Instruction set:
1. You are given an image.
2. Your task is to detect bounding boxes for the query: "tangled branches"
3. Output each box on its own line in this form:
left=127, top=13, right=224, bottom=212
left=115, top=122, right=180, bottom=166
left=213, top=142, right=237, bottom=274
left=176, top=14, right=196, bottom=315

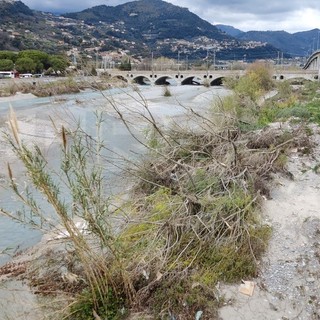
left=114, top=97, right=313, bottom=318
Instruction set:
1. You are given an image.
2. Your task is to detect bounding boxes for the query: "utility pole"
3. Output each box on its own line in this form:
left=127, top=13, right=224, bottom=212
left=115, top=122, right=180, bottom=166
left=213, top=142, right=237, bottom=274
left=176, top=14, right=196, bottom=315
left=178, top=51, right=180, bottom=76
left=104, top=56, right=107, bottom=70
left=73, top=53, right=77, bottom=66
left=213, top=50, right=216, bottom=70
left=277, top=51, right=280, bottom=66
left=231, top=53, right=235, bottom=70
left=206, top=48, right=209, bottom=76
left=243, top=54, right=246, bottom=63
left=151, top=51, right=154, bottom=77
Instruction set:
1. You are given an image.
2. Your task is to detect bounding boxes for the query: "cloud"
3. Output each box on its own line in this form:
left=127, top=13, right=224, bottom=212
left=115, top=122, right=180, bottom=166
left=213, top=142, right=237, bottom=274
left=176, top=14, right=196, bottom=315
left=22, top=0, right=320, bottom=32
left=168, top=0, right=320, bottom=32
left=24, top=0, right=128, bottom=12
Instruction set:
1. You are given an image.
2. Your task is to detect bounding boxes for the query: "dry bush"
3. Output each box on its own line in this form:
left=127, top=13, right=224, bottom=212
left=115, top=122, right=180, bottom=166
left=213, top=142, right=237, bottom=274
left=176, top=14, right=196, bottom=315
left=107, top=97, right=313, bottom=318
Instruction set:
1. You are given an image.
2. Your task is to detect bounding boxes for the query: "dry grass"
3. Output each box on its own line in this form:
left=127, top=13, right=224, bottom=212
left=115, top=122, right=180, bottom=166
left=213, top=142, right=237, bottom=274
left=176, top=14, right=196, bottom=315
left=0, top=76, right=128, bottom=98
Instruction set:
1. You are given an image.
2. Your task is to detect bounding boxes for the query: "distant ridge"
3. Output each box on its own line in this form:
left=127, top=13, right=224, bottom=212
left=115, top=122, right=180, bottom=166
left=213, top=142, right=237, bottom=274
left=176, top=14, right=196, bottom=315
left=218, top=24, right=320, bottom=56
left=0, top=0, right=315, bottom=58
left=63, top=0, right=230, bottom=42
left=216, top=24, right=244, bottom=37
left=61, top=0, right=279, bottom=59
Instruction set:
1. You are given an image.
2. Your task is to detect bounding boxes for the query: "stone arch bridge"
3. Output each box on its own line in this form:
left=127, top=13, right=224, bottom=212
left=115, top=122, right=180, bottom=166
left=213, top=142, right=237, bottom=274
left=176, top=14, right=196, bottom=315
left=98, top=69, right=318, bottom=86
left=125, top=70, right=241, bottom=86
left=303, top=50, right=320, bottom=74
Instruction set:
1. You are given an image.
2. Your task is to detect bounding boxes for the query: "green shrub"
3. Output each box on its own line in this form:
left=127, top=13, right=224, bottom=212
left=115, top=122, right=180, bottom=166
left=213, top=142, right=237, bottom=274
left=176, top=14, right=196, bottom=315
left=234, top=62, right=274, bottom=101
left=68, top=288, right=126, bottom=320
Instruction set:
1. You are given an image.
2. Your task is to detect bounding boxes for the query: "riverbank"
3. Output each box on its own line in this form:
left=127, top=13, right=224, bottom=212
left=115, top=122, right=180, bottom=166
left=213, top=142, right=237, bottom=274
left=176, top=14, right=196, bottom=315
left=2, top=126, right=320, bottom=319
left=0, top=75, right=127, bottom=98
left=219, top=123, right=320, bottom=320
left=1, top=78, right=320, bottom=319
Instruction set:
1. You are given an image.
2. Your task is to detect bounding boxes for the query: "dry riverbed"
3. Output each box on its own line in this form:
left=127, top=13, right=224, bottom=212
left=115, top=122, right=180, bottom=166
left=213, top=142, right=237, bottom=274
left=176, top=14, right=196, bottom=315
left=1, top=87, right=320, bottom=319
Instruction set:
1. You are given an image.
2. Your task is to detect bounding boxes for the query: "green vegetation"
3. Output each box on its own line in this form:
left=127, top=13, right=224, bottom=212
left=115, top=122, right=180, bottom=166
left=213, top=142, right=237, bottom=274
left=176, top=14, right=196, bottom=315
left=224, top=63, right=320, bottom=128
left=1, top=63, right=318, bottom=319
left=257, top=81, right=320, bottom=126
left=0, top=58, right=14, bottom=71
left=0, top=51, right=18, bottom=61
left=227, top=61, right=274, bottom=101
left=118, top=57, right=132, bottom=71
left=0, top=49, right=69, bottom=74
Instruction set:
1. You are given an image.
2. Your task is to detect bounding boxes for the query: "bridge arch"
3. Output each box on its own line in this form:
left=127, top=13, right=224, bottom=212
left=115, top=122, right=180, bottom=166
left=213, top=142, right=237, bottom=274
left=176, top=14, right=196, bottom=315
left=181, top=76, right=202, bottom=85
left=132, top=75, right=151, bottom=85
left=155, top=76, right=174, bottom=85
left=210, top=77, right=224, bottom=86
left=304, top=50, right=320, bottom=71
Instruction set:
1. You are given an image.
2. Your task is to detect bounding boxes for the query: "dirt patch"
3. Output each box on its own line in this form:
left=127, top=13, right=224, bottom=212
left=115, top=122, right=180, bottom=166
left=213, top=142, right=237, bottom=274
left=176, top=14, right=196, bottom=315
left=219, top=123, right=320, bottom=320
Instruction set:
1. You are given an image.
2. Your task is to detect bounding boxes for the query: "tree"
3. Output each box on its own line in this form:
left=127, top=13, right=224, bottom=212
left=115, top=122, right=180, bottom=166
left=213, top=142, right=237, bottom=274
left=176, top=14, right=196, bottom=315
left=0, top=51, right=18, bottom=62
left=119, top=57, right=131, bottom=71
left=247, top=62, right=274, bottom=92
left=15, top=57, right=36, bottom=73
left=234, top=62, right=274, bottom=101
left=49, top=55, right=69, bottom=74
left=17, top=50, right=49, bottom=73
left=0, top=59, right=14, bottom=71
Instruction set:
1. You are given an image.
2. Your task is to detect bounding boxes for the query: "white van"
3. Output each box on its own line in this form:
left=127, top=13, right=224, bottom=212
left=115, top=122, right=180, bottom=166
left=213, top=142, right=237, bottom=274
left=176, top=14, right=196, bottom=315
left=0, top=71, right=15, bottom=78
left=19, top=73, right=33, bottom=78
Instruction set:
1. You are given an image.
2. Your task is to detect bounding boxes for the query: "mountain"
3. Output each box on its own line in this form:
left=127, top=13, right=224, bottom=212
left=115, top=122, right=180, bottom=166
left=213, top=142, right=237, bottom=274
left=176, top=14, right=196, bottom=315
left=236, top=30, right=309, bottom=57
left=0, top=0, right=37, bottom=50
left=292, top=29, right=320, bottom=56
left=63, top=0, right=230, bottom=42
left=0, top=0, right=33, bottom=21
left=217, top=27, right=319, bottom=57
left=216, top=24, right=244, bottom=37
left=0, top=0, right=288, bottom=60
left=61, top=0, right=280, bottom=60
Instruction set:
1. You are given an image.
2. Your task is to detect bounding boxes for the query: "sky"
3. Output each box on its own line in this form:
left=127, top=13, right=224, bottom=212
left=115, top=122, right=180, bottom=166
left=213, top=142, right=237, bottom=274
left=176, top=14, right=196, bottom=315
left=21, top=0, right=320, bottom=33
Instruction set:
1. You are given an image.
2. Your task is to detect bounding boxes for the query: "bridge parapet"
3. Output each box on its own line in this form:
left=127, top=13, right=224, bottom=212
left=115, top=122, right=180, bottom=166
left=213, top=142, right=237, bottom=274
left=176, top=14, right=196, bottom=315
left=97, top=68, right=319, bottom=85
left=100, top=69, right=244, bottom=85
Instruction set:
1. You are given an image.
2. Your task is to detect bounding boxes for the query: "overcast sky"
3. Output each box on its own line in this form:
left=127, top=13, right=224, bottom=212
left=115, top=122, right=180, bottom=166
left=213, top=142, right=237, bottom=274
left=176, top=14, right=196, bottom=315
left=22, top=0, right=320, bottom=33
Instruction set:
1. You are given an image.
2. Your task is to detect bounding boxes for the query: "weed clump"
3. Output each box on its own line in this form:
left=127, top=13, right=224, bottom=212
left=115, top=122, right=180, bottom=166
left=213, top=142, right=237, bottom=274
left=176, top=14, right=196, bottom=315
left=256, top=80, right=320, bottom=126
